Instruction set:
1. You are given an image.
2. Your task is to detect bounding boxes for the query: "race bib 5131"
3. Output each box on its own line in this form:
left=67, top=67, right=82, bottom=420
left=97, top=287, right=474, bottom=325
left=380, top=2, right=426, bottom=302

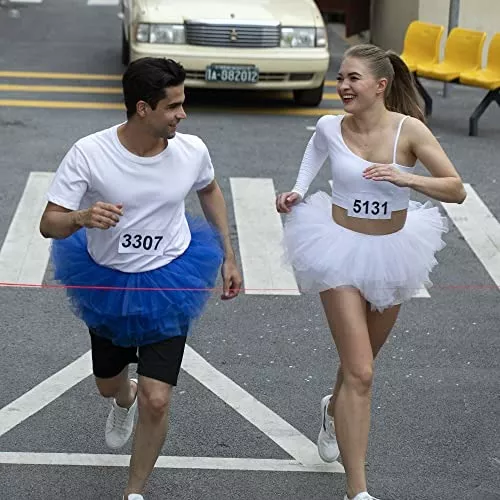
left=347, top=193, right=393, bottom=220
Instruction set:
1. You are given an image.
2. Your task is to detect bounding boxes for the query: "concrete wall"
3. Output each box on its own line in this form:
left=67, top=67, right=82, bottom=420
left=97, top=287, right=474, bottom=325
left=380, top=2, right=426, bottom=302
left=417, top=0, right=449, bottom=27
left=371, top=0, right=499, bottom=62
left=370, top=0, right=419, bottom=53
left=419, top=0, right=500, bottom=63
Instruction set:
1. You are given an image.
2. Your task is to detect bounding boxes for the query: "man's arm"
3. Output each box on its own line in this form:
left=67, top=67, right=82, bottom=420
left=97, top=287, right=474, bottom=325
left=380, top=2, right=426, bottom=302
left=40, top=202, right=124, bottom=239
left=40, top=203, right=82, bottom=239
left=197, top=180, right=242, bottom=299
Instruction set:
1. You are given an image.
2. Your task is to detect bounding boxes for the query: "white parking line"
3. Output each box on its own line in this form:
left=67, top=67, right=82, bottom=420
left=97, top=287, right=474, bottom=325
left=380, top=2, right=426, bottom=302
left=0, top=351, right=92, bottom=438
left=0, top=172, right=53, bottom=285
left=87, top=0, right=119, bottom=5
left=182, top=345, right=335, bottom=467
left=442, top=183, right=500, bottom=289
left=230, top=177, right=300, bottom=295
left=8, top=0, right=43, bottom=3
left=0, top=452, right=340, bottom=473
left=0, top=344, right=343, bottom=471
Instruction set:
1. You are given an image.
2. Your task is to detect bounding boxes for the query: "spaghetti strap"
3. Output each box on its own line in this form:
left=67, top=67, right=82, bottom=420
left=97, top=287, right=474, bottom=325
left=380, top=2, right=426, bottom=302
left=393, top=116, right=408, bottom=164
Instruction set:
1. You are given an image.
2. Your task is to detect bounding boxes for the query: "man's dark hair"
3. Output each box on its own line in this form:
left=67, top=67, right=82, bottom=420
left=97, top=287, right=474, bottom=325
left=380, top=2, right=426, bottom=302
left=122, top=57, right=186, bottom=118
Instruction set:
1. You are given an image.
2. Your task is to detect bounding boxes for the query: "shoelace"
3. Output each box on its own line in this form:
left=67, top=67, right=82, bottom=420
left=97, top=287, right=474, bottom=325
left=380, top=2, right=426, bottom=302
left=112, top=404, right=131, bottom=433
left=323, top=405, right=336, bottom=439
left=326, top=418, right=336, bottom=438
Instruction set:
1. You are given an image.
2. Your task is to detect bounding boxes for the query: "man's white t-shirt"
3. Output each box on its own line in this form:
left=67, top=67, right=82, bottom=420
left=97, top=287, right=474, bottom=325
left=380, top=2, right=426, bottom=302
left=47, top=124, right=215, bottom=273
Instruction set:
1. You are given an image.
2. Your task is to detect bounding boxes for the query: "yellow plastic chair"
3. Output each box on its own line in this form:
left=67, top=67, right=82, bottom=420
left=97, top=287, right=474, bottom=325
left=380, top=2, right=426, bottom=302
left=459, top=33, right=500, bottom=135
left=417, top=27, right=487, bottom=81
left=460, top=33, right=500, bottom=89
left=400, top=21, right=445, bottom=73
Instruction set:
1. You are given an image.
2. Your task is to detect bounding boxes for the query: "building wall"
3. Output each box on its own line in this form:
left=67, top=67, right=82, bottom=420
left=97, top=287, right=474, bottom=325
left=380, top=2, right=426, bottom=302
left=370, top=0, right=419, bottom=52
left=419, top=0, right=499, bottom=63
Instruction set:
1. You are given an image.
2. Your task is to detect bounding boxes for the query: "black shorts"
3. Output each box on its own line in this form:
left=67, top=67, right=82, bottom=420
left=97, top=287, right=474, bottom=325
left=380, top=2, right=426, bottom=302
left=89, top=326, right=188, bottom=386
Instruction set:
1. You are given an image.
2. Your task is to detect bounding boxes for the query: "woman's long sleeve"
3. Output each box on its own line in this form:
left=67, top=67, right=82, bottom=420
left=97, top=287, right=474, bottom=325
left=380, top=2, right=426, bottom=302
left=291, top=126, right=329, bottom=199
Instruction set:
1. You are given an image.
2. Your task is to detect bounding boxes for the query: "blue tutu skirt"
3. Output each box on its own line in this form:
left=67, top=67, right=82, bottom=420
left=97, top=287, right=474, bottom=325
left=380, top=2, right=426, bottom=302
left=51, top=216, right=223, bottom=347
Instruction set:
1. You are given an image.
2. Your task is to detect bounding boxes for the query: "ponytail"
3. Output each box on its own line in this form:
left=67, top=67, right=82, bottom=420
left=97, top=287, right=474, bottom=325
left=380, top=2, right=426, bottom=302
left=344, top=44, right=426, bottom=122
left=385, top=50, right=425, bottom=122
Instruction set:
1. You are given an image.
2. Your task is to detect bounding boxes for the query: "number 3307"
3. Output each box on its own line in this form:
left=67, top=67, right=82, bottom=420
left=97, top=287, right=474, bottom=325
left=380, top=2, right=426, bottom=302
left=121, top=234, right=163, bottom=251
left=353, top=199, right=388, bottom=216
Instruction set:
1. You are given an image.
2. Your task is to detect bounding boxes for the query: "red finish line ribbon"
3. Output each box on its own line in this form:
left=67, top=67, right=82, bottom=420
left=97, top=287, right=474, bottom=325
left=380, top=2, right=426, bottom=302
left=0, top=282, right=497, bottom=292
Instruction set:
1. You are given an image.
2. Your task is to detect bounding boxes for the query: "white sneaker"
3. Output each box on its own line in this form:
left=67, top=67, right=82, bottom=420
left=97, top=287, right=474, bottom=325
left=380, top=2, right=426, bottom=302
left=105, top=378, right=138, bottom=449
left=317, top=395, right=340, bottom=462
left=123, top=495, right=144, bottom=500
left=344, top=493, right=381, bottom=500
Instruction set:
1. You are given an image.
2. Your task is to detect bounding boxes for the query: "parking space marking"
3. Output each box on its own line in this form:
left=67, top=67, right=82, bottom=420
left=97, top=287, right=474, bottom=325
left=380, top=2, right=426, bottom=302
left=0, top=452, right=342, bottom=472
left=0, top=70, right=343, bottom=116
left=182, top=345, right=331, bottom=467
left=0, top=351, right=92, bottom=438
left=0, top=172, right=53, bottom=285
left=442, top=183, right=500, bottom=289
left=230, top=177, right=300, bottom=296
left=0, top=71, right=122, bottom=81
left=0, top=99, right=123, bottom=110
left=0, top=84, right=122, bottom=94
left=87, top=0, right=119, bottom=5
left=9, top=0, right=43, bottom=3
left=0, top=99, right=344, bottom=116
left=0, top=345, right=343, bottom=472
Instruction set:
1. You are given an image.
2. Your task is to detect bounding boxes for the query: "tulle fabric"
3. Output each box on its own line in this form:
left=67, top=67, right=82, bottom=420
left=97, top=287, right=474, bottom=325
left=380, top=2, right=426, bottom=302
left=283, top=191, right=448, bottom=311
left=51, top=215, right=223, bottom=347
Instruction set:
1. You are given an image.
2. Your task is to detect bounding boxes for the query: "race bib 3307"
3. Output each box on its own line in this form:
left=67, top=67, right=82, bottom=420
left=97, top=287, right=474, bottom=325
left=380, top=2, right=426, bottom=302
left=118, top=229, right=165, bottom=255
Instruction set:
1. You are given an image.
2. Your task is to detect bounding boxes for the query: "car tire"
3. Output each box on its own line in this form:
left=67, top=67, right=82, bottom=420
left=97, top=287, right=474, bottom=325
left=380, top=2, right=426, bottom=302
left=121, top=25, right=130, bottom=66
left=293, top=82, right=324, bottom=107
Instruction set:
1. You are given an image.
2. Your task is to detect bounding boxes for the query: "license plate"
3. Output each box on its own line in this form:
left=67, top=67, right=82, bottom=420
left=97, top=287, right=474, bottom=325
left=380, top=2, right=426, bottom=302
left=205, top=65, right=259, bottom=84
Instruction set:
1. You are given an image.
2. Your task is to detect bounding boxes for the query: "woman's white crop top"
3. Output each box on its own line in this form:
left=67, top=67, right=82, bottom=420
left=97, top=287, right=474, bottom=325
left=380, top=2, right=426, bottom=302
left=292, top=115, right=413, bottom=214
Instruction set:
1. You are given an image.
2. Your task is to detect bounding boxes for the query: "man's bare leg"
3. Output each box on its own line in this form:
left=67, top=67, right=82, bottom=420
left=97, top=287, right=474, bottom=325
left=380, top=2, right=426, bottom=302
left=124, top=375, right=173, bottom=497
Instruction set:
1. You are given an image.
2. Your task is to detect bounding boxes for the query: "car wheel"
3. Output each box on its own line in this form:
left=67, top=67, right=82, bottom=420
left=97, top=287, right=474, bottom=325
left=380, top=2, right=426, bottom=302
left=121, top=25, right=130, bottom=66
left=293, top=82, right=324, bottom=107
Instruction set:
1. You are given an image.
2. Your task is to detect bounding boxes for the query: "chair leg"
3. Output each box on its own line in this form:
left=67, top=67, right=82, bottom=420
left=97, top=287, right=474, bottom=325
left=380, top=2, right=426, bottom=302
left=413, top=75, right=433, bottom=116
left=469, top=90, right=498, bottom=136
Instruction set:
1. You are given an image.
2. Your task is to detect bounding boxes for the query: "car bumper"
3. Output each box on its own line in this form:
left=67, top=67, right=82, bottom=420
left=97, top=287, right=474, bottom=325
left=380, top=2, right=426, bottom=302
left=129, top=43, right=330, bottom=89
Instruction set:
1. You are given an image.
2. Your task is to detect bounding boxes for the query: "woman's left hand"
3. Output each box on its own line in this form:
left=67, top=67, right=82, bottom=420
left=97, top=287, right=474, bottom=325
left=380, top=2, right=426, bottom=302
left=363, top=164, right=413, bottom=187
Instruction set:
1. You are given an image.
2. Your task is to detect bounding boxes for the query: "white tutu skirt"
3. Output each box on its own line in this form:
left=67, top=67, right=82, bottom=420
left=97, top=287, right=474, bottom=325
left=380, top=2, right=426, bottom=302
left=283, top=191, right=448, bottom=311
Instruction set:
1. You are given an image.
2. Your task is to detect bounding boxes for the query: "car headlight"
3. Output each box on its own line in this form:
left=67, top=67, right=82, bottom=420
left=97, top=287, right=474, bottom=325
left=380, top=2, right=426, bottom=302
left=136, top=23, right=185, bottom=44
left=316, top=27, right=327, bottom=47
left=280, top=27, right=327, bottom=48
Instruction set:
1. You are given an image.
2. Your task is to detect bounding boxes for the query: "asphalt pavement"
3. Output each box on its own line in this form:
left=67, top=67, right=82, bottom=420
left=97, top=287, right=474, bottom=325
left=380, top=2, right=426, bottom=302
left=0, top=1, right=499, bottom=499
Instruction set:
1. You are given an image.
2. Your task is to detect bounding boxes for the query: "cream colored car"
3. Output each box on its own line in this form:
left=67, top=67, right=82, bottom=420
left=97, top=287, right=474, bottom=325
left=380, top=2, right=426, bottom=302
left=121, top=0, right=330, bottom=106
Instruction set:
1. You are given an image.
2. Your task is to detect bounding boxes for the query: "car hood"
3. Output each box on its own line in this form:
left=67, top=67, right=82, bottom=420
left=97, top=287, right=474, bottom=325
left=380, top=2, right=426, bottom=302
left=136, top=0, right=322, bottom=27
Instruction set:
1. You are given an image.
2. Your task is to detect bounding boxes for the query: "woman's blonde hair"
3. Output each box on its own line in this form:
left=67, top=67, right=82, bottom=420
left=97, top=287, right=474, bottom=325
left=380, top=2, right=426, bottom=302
left=344, top=44, right=425, bottom=122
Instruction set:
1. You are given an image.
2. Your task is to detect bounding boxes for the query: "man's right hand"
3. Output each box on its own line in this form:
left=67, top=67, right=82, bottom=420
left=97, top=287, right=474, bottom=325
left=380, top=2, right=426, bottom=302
left=75, top=202, right=124, bottom=230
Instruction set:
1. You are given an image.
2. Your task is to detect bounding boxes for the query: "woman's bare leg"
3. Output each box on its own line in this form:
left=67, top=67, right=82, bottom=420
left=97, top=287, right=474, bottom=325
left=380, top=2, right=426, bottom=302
left=327, top=303, right=401, bottom=413
left=320, top=287, right=373, bottom=498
